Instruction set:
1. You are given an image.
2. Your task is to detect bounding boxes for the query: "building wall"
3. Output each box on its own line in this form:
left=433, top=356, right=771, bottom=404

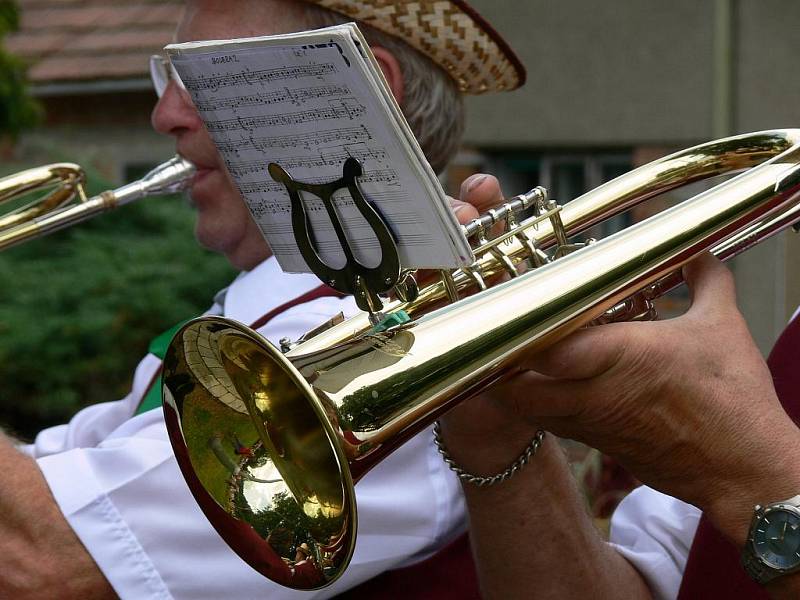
left=464, top=0, right=715, bottom=147
left=737, top=2, right=800, bottom=132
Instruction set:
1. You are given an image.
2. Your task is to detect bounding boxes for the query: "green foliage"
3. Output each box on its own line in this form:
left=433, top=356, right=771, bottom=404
left=0, top=0, right=41, bottom=137
left=0, top=169, right=236, bottom=438
left=0, top=51, right=40, bottom=135
left=0, top=1, right=20, bottom=34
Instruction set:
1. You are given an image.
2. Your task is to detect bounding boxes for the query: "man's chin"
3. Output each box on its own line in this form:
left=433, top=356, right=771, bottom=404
left=195, top=228, right=271, bottom=271
left=194, top=219, right=232, bottom=251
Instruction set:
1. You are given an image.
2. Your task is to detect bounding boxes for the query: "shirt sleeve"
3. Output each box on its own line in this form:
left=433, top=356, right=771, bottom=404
left=609, top=485, right=701, bottom=600
left=34, top=295, right=466, bottom=599
left=38, top=414, right=465, bottom=599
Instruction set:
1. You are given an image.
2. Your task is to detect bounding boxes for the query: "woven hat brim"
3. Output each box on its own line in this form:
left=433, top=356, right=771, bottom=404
left=304, top=0, right=526, bottom=94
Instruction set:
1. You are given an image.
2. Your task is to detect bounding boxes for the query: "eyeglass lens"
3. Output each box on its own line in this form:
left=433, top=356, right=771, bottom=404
left=150, top=55, right=186, bottom=98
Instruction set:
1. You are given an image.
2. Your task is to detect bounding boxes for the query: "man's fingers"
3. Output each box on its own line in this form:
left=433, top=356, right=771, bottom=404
left=682, top=253, right=737, bottom=317
left=485, top=371, right=586, bottom=424
left=520, top=324, right=632, bottom=381
left=460, top=173, right=504, bottom=215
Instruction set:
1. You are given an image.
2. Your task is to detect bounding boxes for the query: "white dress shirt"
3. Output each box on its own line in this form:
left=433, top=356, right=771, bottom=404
left=610, top=486, right=701, bottom=600
left=24, top=257, right=466, bottom=599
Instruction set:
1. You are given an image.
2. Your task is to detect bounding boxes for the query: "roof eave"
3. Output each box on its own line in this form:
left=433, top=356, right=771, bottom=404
left=31, top=77, right=153, bottom=98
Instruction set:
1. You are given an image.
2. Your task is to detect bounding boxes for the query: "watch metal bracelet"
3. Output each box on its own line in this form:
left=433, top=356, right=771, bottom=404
left=742, top=541, right=780, bottom=585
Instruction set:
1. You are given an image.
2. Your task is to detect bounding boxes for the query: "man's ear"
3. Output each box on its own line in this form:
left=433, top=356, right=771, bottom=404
left=371, top=46, right=404, bottom=105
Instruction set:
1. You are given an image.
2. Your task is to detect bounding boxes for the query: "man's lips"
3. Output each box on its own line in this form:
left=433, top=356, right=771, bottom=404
left=176, top=146, right=218, bottom=183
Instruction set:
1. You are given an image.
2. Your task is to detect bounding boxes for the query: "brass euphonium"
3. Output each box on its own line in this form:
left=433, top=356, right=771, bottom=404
left=162, top=130, right=800, bottom=590
left=0, top=155, right=195, bottom=251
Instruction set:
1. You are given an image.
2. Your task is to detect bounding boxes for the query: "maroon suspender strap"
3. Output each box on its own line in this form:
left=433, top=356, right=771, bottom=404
left=678, top=315, right=800, bottom=599
left=247, top=283, right=346, bottom=330
left=336, top=533, right=481, bottom=599
left=140, top=284, right=346, bottom=412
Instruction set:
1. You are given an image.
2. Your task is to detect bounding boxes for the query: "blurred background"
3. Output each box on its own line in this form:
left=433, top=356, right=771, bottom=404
left=1, top=0, right=799, bottom=471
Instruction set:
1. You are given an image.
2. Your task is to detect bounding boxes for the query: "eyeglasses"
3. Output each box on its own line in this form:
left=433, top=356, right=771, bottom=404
left=149, top=54, right=187, bottom=98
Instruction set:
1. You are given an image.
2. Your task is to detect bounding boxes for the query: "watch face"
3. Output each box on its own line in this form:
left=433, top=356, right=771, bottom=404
left=753, top=507, right=800, bottom=570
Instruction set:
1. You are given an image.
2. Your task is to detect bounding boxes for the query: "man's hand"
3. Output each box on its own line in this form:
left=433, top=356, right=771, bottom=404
left=446, top=253, right=800, bottom=547
left=511, top=254, right=800, bottom=543
left=0, top=434, right=116, bottom=599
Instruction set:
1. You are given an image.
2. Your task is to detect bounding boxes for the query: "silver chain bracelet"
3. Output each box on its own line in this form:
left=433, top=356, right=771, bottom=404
left=432, top=421, right=546, bottom=487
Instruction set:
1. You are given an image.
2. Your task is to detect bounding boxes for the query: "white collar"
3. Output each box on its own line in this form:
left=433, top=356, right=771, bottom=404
left=221, top=256, right=327, bottom=325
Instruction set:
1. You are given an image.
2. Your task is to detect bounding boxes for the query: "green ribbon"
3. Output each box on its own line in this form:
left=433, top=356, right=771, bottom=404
left=135, top=319, right=190, bottom=416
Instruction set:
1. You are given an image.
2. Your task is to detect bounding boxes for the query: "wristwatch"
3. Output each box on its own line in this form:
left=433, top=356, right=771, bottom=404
left=742, top=495, right=800, bottom=584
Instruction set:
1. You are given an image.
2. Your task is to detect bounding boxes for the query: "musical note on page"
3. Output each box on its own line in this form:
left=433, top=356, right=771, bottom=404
left=167, top=24, right=473, bottom=273
left=180, top=62, right=338, bottom=91
left=194, top=84, right=352, bottom=111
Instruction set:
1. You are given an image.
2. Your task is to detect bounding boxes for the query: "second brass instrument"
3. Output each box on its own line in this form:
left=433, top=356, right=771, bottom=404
left=162, top=130, right=800, bottom=590
left=0, top=155, right=195, bottom=251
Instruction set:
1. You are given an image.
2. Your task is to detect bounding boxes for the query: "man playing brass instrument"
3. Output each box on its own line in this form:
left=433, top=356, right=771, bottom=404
left=0, top=1, right=523, bottom=598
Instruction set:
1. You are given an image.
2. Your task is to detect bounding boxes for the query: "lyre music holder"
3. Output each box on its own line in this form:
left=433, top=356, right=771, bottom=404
left=268, top=157, right=401, bottom=320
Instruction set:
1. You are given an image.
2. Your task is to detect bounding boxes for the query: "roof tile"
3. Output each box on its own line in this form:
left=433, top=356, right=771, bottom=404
left=7, top=0, right=182, bottom=84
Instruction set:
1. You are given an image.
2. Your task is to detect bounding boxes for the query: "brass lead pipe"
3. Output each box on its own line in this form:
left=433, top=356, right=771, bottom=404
left=162, top=130, right=800, bottom=591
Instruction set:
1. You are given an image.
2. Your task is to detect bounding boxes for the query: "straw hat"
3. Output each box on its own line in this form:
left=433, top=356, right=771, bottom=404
left=304, top=0, right=525, bottom=94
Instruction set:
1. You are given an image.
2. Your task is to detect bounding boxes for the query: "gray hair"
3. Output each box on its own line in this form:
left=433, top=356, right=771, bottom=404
left=297, top=3, right=465, bottom=173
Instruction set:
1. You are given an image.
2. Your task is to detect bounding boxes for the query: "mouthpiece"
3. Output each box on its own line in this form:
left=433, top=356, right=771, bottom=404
left=114, top=155, right=196, bottom=206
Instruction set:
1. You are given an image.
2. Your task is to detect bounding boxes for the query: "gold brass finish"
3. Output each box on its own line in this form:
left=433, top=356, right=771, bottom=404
left=162, top=130, right=800, bottom=590
left=0, top=163, right=87, bottom=232
left=0, top=156, right=195, bottom=251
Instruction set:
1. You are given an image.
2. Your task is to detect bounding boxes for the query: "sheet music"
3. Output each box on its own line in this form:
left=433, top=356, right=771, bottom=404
left=168, top=26, right=473, bottom=273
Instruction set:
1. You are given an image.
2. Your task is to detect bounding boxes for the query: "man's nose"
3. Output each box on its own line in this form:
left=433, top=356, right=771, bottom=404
left=151, top=81, right=203, bottom=136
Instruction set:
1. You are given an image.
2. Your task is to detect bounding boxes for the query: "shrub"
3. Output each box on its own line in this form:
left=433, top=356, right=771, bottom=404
left=0, top=173, right=235, bottom=438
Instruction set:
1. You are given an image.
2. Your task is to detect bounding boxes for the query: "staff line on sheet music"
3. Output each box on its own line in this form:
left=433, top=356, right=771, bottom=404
left=204, top=99, right=367, bottom=132
left=215, top=125, right=373, bottom=154
left=230, top=167, right=399, bottom=184
left=234, top=178, right=408, bottom=195
left=194, top=84, right=352, bottom=111
left=181, top=63, right=338, bottom=90
left=224, top=148, right=388, bottom=172
left=244, top=197, right=415, bottom=214
left=268, top=233, right=434, bottom=253
left=217, top=130, right=376, bottom=159
left=257, top=208, right=421, bottom=231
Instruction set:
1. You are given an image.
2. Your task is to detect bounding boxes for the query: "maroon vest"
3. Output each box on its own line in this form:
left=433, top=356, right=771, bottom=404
left=338, top=534, right=481, bottom=599
left=678, top=315, right=800, bottom=599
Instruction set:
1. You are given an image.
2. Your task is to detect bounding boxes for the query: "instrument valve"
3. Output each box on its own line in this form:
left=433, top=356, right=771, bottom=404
left=503, top=204, right=518, bottom=244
